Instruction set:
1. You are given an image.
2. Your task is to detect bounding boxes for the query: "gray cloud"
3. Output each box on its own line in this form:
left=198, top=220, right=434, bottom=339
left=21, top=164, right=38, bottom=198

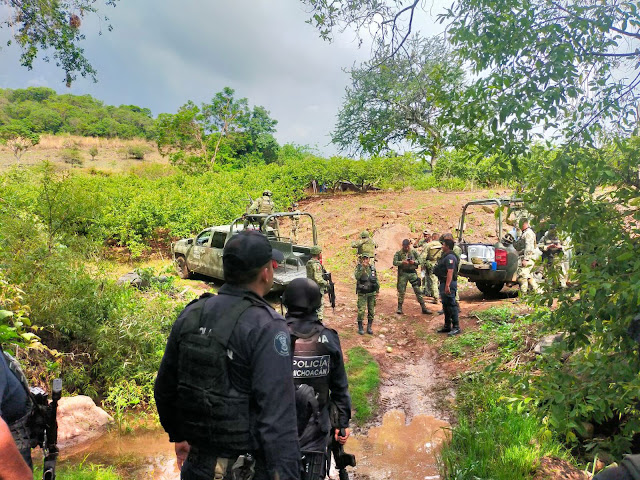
left=0, top=1, right=447, bottom=155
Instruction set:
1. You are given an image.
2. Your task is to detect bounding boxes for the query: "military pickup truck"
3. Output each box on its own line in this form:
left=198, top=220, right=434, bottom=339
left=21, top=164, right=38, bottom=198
left=171, top=212, right=318, bottom=291
left=456, top=198, right=524, bottom=295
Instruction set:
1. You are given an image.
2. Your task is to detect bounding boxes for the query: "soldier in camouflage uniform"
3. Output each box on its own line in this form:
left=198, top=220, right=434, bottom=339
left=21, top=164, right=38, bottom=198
left=393, top=239, right=431, bottom=315
left=289, top=203, right=300, bottom=243
left=539, top=224, right=568, bottom=288
left=355, top=254, right=379, bottom=335
left=351, top=231, right=376, bottom=262
left=420, top=232, right=442, bottom=303
left=515, top=218, right=540, bottom=295
left=248, top=190, right=276, bottom=215
left=306, top=245, right=329, bottom=320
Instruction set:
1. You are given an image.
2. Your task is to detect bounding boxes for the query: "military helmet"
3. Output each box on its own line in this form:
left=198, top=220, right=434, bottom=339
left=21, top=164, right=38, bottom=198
left=310, top=245, right=322, bottom=255
left=402, top=239, right=410, bottom=247
left=282, top=278, right=322, bottom=314
left=263, top=190, right=272, bottom=196
left=360, top=231, right=369, bottom=238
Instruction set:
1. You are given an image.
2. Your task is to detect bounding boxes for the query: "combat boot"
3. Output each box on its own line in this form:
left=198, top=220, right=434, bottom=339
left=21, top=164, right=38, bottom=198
left=420, top=302, right=431, bottom=315
left=366, top=320, right=373, bottom=335
left=357, top=322, right=364, bottom=335
left=396, top=302, right=403, bottom=315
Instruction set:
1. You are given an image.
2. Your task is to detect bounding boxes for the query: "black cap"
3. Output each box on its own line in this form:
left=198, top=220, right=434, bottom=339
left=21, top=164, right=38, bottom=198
left=402, top=239, right=410, bottom=246
left=223, top=231, right=284, bottom=272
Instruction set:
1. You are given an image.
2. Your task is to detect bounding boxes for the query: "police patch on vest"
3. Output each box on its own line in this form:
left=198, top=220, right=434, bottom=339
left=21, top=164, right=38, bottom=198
left=292, top=355, right=330, bottom=378
left=274, top=331, right=290, bottom=356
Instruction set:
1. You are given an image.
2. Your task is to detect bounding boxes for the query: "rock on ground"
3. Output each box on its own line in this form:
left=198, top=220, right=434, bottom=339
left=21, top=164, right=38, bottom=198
left=57, top=396, right=113, bottom=448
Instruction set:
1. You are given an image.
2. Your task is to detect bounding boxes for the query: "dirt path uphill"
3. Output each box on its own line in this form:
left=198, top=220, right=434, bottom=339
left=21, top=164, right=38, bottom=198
left=294, top=189, right=517, bottom=479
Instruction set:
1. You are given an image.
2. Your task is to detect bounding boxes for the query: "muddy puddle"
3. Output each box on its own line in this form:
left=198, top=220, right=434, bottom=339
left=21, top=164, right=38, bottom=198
left=60, top=428, right=179, bottom=479
left=57, top=354, right=452, bottom=480
left=348, top=410, right=449, bottom=480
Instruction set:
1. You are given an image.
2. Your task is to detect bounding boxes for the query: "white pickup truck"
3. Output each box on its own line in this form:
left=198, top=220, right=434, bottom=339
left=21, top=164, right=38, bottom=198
left=456, top=198, right=524, bottom=295
left=171, top=212, right=318, bottom=291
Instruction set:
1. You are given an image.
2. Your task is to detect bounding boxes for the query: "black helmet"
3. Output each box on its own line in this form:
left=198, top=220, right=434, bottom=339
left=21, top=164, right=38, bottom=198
left=282, top=278, right=322, bottom=314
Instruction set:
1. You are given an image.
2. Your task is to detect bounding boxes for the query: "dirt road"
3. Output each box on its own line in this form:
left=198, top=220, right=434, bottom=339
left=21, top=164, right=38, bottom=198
left=287, top=189, right=516, bottom=479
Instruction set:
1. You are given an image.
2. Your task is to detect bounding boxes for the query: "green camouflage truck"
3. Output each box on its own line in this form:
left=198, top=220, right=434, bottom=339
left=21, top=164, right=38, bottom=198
left=171, top=212, right=318, bottom=291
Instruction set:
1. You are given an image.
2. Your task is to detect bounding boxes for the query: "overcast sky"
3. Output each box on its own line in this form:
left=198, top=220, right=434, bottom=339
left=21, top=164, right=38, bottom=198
left=0, top=1, right=447, bottom=155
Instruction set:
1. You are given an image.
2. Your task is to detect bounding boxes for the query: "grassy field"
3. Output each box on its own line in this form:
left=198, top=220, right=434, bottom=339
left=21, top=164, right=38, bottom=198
left=0, top=134, right=167, bottom=172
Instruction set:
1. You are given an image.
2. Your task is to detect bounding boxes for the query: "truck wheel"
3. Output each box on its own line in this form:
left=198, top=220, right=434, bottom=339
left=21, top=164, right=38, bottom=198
left=476, top=281, right=504, bottom=296
left=175, top=256, right=191, bottom=279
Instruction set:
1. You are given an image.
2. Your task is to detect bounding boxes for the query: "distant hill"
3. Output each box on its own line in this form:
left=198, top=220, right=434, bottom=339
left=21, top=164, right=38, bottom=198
left=0, top=87, right=155, bottom=140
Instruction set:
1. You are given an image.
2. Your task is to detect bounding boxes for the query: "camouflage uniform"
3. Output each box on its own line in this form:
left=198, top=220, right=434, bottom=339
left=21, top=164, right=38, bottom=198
left=540, top=228, right=568, bottom=288
left=351, top=231, right=376, bottom=260
left=306, top=255, right=328, bottom=320
left=248, top=193, right=276, bottom=215
left=393, top=247, right=428, bottom=314
left=355, top=261, right=378, bottom=334
left=421, top=240, right=442, bottom=301
left=290, top=209, right=300, bottom=243
left=515, top=227, right=540, bottom=294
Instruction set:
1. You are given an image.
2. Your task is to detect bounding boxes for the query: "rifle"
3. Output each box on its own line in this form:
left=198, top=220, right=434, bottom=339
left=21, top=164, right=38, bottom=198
left=329, top=403, right=356, bottom=480
left=41, top=378, right=62, bottom=480
left=322, top=267, right=336, bottom=310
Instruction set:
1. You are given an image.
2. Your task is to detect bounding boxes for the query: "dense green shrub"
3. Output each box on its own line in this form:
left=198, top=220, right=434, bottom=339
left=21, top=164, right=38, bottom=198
left=440, top=374, right=567, bottom=479
left=0, top=88, right=155, bottom=139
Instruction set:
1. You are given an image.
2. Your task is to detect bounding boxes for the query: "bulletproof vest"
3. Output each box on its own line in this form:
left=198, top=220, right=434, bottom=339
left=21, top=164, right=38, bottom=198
left=356, top=265, right=378, bottom=294
left=176, top=294, right=253, bottom=451
left=0, top=347, right=39, bottom=453
left=259, top=196, right=274, bottom=214
left=289, top=324, right=331, bottom=413
left=434, top=252, right=458, bottom=281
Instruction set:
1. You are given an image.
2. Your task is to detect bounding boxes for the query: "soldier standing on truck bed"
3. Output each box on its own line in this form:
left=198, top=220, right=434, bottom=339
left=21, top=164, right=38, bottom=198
left=306, top=246, right=329, bottom=320
left=248, top=190, right=276, bottom=215
left=393, top=239, right=431, bottom=315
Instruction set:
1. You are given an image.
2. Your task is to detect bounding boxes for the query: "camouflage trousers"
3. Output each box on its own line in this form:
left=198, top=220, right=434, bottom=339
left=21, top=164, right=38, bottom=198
left=357, top=292, right=377, bottom=323
left=397, top=271, right=424, bottom=305
left=315, top=297, right=325, bottom=320
left=517, top=260, right=540, bottom=294
left=422, top=262, right=439, bottom=299
left=544, top=257, right=568, bottom=288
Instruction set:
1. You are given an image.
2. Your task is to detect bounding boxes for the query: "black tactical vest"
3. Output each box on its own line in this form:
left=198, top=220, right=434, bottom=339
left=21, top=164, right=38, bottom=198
left=290, top=324, right=331, bottom=412
left=434, top=252, right=458, bottom=281
left=176, top=294, right=253, bottom=451
left=356, top=265, right=378, bottom=294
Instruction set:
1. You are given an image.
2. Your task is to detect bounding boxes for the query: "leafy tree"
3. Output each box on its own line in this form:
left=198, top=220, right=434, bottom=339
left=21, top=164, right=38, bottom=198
left=332, top=35, right=464, bottom=167
left=440, top=0, right=640, bottom=154
left=0, top=121, right=40, bottom=160
left=203, top=87, right=250, bottom=165
left=301, top=0, right=423, bottom=58
left=2, top=0, right=120, bottom=85
left=155, top=88, right=279, bottom=171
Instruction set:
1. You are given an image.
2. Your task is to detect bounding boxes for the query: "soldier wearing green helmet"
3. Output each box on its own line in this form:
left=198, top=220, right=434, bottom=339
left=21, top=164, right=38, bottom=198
left=306, top=245, right=329, bottom=319
left=351, top=230, right=376, bottom=262
left=248, top=190, right=276, bottom=215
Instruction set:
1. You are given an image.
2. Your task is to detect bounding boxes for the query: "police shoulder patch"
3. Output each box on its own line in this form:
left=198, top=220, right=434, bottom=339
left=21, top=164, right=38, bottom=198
left=274, top=331, right=291, bottom=356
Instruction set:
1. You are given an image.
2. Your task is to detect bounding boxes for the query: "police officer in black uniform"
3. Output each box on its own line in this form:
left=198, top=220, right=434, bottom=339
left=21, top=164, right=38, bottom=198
left=434, top=237, right=461, bottom=336
left=283, top=278, right=351, bottom=480
left=0, top=345, right=34, bottom=479
left=155, top=230, right=301, bottom=480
